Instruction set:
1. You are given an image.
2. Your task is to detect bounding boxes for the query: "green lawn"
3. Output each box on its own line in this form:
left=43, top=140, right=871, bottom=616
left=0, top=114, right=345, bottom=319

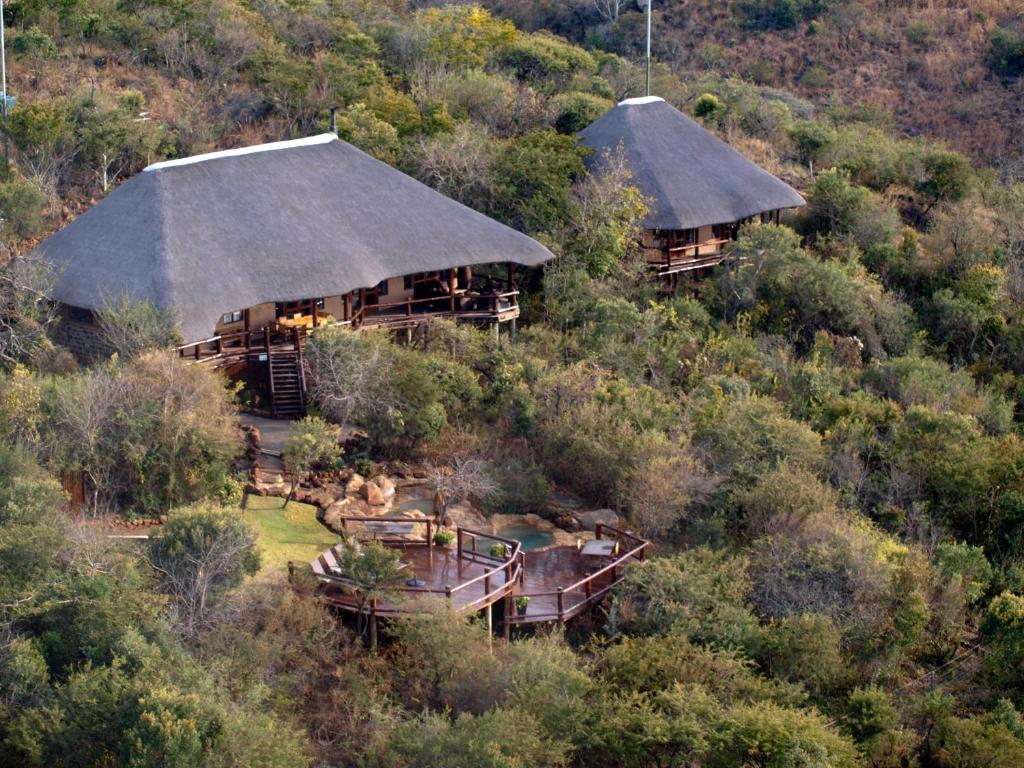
left=242, top=495, right=339, bottom=574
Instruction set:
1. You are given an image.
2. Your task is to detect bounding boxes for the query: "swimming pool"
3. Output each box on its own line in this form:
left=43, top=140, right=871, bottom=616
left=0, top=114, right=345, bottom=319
left=470, top=522, right=556, bottom=553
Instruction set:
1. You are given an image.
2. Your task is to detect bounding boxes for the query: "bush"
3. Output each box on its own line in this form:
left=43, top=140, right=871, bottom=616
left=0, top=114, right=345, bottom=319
left=11, top=26, right=57, bottom=59
left=0, top=176, right=47, bottom=238
left=991, top=28, right=1024, bottom=79
left=789, top=120, right=837, bottom=167
left=499, top=31, right=596, bottom=88
left=803, top=168, right=900, bottom=249
left=47, top=353, right=239, bottom=516
left=551, top=91, right=612, bottom=134
left=693, top=92, right=727, bottom=126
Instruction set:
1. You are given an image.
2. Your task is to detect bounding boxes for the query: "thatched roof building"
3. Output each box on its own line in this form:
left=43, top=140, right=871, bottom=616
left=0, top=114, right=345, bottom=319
left=35, top=133, right=554, bottom=342
left=579, top=97, right=805, bottom=231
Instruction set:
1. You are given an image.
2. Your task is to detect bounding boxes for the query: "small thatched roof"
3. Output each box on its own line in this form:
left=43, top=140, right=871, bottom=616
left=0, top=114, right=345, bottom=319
left=34, top=134, right=554, bottom=342
left=579, top=96, right=805, bottom=231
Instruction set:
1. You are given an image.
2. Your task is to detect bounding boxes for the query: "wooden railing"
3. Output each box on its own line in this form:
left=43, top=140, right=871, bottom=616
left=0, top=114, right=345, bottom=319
left=319, top=519, right=523, bottom=619
left=510, top=523, right=647, bottom=624
left=349, top=289, right=520, bottom=329
left=649, top=238, right=731, bottom=274
left=175, top=288, right=521, bottom=361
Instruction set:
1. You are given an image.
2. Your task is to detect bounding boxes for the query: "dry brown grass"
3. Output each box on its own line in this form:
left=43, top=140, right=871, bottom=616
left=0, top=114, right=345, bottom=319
left=655, top=0, right=1024, bottom=168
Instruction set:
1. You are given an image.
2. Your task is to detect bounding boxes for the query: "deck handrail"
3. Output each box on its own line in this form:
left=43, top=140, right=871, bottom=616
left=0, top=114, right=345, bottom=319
left=175, top=287, right=521, bottom=360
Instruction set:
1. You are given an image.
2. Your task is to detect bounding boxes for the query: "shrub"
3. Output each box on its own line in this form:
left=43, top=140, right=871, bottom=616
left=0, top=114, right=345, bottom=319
left=551, top=91, right=612, bottom=134
left=11, top=26, right=57, bottom=59
left=95, top=295, right=181, bottom=359
left=799, top=65, right=829, bottom=92
left=0, top=176, right=47, bottom=239
left=904, top=21, right=934, bottom=51
left=693, top=92, right=727, bottom=126
left=789, top=120, right=837, bottom=167
left=991, top=27, right=1024, bottom=79
left=804, top=168, right=900, bottom=249
left=47, top=353, right=239, bottom=516
left=500, top=31, right=596, bottom=88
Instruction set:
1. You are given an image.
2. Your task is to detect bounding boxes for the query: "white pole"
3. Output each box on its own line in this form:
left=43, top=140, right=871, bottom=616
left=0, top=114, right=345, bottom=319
left=645, top=0, right=652, bottom=96
left=1, top=0, right=7, bottom=167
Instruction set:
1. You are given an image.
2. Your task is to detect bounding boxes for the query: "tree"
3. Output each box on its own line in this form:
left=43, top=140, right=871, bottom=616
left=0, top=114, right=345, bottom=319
left=282, top=416, right=342, bottom=507
left=0, top=256, right=56, bottom=369
left=304, top=328, right=397, bottom=435
left=336, top=540, right=405, bottom=649
left=148, top=507, right=260, bottom=638
left=558, top=148, right=648, bottom=279
left=916, top=149, right=973, bottom=216
left=427, top=457, right=497, bottom=525
left=48, top=353, right=239, bottom=516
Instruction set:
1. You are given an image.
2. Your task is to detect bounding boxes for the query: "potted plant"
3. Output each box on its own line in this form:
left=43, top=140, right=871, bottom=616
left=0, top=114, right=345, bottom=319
left=433, top=529, right=455, bottom=547
left=489, top=542, right=507, bottom=558
left=515, top=596, right=530, bottom=616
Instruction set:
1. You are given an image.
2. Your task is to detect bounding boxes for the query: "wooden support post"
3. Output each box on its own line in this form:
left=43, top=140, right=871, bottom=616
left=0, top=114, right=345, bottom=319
left=449, top=268, right=456, bottom=315
left=215, top=336, right=223, bottom=355
left=503, top=596, right=512, bottom=641
left=486, top=602, right=493, bottom=650
left=311, top=301, right=319, bottom=327
left=426, top=520, right=432, bottom=549
left=344, top=293, right=351, bottom=322
left=445, top=585, right=452, bottom=603
left=596, top=523, right=603, bottom=540
left=556, top=588, right=565, bottom=624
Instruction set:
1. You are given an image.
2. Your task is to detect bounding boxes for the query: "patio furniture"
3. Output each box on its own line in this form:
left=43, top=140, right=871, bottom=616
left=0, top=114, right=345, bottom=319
left=580, top=539, right=616, bottom=562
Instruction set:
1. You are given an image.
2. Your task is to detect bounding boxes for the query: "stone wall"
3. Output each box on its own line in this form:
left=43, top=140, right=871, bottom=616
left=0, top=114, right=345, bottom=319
left=51, top=309, right=114, bottom=363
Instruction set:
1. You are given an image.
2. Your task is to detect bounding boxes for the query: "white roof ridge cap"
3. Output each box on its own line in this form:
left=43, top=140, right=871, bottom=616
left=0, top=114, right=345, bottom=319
left=144, top=133, right=338, bottom=172
left=618, top=96, right=665, bottom=106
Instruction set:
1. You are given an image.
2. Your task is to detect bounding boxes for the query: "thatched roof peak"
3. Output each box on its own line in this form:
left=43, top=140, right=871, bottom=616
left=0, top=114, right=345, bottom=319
left=579, top=96, right=805, bottom=230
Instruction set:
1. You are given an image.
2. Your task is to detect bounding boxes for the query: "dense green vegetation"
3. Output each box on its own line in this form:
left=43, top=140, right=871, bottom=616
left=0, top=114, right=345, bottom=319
left=2, top=1, right=1024, bottom=766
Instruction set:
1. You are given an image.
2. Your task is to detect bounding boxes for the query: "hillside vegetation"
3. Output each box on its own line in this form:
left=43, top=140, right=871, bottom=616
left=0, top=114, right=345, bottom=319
left=1, top=1, right=1024, bottom=767
left=489, top=0, right=1024, bottom=174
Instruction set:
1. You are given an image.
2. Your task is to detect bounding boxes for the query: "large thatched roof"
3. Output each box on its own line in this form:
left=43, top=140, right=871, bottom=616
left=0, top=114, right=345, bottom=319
left=579, top=96, right=805, bottom=230
left=34, top=134, right=554, bottom=342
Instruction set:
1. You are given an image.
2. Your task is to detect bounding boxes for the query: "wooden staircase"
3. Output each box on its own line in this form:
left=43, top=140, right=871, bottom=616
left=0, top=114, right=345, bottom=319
left=268, top=347, right=306, bottom=418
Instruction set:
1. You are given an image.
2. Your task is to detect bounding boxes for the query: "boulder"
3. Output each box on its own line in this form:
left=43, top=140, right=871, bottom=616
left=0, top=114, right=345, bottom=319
left=362, top=480, right=386, bottom=506
left=554, top=513, right=581, bottom=532
left=345, top=473, right=365, bottom=495
left=576, top=508, right=620, bottom=532
left=371, top=475, right=396, bottom=501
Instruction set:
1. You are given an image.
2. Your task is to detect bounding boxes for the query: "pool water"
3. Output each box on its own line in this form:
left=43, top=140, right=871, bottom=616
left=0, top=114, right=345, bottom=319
left=397, top=497, right=433, bottom=515
left=490, top=524, right=555, bottom=552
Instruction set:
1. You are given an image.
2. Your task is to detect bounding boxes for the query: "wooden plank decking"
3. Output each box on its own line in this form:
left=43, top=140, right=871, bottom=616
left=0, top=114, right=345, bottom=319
left=313, top=520, right=647, bottom=628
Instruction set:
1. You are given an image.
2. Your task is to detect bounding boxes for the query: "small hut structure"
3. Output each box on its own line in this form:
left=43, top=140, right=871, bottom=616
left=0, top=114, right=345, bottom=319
left=580, top=96, right=805, bottom=284
left=34, top=133, right=554, bottom=415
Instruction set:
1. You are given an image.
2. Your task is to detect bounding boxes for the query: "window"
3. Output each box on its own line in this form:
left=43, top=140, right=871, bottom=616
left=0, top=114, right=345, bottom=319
left=713, top=223, right=735, bottom=241
left=404, top=275, right=414, bottom=290
left=221, top=310, right=243, bottom=324
left=375, top=280, right=389, bottom=296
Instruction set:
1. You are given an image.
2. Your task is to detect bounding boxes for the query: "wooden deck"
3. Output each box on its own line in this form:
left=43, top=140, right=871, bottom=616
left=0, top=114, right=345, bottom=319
left=312, top=519, right=647, bottom=628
